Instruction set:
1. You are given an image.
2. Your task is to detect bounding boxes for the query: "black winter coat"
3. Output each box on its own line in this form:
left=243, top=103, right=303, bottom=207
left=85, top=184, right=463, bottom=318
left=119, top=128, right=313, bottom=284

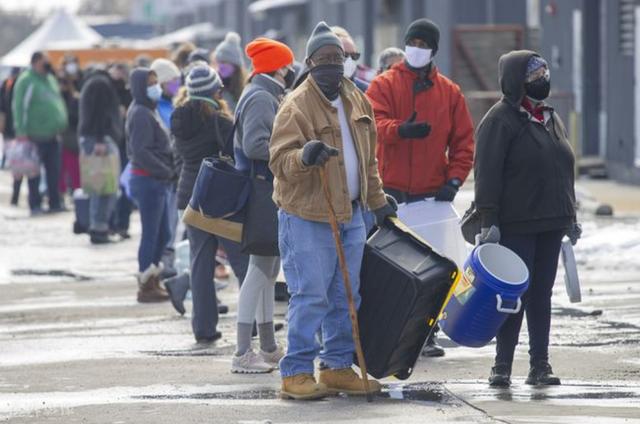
left=474, top=50, right=576, bottom=234
left=171, top=99, right=234, bottom=210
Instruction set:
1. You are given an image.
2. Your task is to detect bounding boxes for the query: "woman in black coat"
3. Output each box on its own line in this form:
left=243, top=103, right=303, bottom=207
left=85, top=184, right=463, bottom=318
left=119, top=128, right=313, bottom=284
left=474, top=50, right=582, bottom=388
left=166, top=64, right=249, bottom=343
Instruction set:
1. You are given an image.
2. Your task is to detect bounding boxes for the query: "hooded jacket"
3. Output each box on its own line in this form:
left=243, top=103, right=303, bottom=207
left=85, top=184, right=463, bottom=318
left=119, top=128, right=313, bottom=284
left=125, top=68, right=174, bottom=181
left=171, top=99, right=234, bottom=210
left=474, top=50, right=576, bottom=234
left=366, top=62, right=474, bottom=195
left=79, top=71, right=122, bottom=143
left=234, top=73, right=284, bottom=179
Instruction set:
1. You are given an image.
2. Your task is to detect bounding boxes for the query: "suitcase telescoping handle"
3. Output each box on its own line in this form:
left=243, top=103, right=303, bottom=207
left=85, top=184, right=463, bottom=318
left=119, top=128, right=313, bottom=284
left=496, top=294, right=522, bottom=314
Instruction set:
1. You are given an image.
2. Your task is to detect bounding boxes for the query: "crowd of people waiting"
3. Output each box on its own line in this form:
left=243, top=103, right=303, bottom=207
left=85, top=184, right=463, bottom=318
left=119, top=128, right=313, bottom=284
left=0, top=17, right=581, bottom=400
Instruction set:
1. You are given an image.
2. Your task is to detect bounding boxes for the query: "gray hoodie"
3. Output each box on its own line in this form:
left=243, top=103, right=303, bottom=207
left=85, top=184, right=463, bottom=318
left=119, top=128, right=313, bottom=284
left=126, top=68, right=174, bottom=181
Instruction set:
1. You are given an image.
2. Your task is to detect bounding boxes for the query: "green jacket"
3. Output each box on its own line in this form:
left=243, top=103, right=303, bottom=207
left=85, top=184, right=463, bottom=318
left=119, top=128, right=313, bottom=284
left=11, top=69, right=67, bottom=139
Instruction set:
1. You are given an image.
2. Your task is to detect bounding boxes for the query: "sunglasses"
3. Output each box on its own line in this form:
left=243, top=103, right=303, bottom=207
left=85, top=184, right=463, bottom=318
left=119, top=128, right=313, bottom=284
left=345, top=52, right=361, bottom=61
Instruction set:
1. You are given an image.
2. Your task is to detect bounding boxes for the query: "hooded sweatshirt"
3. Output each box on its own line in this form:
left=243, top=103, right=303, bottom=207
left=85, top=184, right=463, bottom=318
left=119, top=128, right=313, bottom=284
left=474, top=50, right=576, bottom=234
left=125, top=68, right=174, bottom=181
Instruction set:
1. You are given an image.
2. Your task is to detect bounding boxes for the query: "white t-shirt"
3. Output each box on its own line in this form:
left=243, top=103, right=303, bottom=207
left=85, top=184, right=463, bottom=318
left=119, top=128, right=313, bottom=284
left=331, top=96, right=360, bottom=201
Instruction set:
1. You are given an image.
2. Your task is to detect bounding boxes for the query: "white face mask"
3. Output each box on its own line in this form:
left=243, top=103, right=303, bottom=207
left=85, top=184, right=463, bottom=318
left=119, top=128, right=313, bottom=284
left=146, top=83, right=162, bottom=101
left=405, top=46, right=432, bottom=69
left=343, top=57, right=358, bottom=79
left=65, top=62, right=79, bottom=75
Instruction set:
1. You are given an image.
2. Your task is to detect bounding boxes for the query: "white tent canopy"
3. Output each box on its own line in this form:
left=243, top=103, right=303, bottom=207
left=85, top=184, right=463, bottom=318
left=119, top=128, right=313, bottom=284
left=143, top=23, right=222, bottom=48
left=1, top=10, right=103, bottom=67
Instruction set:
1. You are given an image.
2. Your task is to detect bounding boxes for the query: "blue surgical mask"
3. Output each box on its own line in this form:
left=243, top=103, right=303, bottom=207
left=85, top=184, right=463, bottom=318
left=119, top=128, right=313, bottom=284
left=146, top=83, right=162, bottom=101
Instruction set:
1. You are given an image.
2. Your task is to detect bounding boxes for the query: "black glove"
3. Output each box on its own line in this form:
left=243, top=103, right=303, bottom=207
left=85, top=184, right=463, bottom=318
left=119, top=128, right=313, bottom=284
left=476, top=225, right=501, bottom=245
left=566, top=222, right=582, bottom=246
left=434, top=179, right=461, bottom=202
left=373, top=194, right=398, bottom=227
left=301, top=140, right=340, bottom=167
left=398, top=111, right=431, bottom=139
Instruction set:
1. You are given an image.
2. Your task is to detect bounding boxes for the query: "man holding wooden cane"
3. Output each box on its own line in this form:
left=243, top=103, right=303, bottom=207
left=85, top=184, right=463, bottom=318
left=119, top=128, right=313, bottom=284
left=269, top=21, right=397, bottom=401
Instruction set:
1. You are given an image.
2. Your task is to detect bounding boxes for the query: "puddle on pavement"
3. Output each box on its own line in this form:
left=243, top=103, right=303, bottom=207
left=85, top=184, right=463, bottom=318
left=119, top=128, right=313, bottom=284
left=10, top=268, right=93, bottom=282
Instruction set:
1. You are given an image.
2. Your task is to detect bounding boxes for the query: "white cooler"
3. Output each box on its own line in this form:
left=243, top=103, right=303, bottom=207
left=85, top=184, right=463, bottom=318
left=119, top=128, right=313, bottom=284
left=396, top=199, right=470, bottom=269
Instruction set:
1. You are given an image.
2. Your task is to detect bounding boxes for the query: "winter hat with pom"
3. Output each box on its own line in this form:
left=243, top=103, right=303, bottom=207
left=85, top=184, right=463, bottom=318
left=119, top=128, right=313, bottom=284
left=150, top=58, right=181, bottom=84
left=215, top=32, right=244, bottom=67
left=186, top=65, right=223, bottom=98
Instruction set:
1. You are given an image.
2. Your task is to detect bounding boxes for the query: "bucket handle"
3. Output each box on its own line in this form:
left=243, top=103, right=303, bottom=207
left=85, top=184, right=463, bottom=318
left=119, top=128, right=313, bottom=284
left=496, top=294, right=522, bottom=314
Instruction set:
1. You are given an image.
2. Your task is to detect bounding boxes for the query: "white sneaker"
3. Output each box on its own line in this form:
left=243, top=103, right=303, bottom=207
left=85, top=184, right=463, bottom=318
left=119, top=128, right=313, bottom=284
left=231, top=349, right=274, bottom=374
left=260, top=344, right=285, bottom=368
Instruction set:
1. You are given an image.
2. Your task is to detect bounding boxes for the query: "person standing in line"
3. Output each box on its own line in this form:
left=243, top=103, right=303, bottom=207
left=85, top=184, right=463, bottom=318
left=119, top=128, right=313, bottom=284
left=78, top=68, right=123, bottom=244
left=475, top=51, right=581, bottom=388
left=168, top=64, right=250, bottom=343
left=270, top=22, right=396, bottom=400
left=126, top=68, right=175, bottom=303
left=377, top=47, right=405, bottom=75
left=150, top=58, right=183, bottom=279
left=213, top=32, right=248, bottom=113
left=12, top=52, right=68, bottom=215
left=230, top=38, right=296, bottom=374
left=331, top=26, right=369, bottom=92
left=58, top=71, right=81, bottom=208
left=0, top=67, right=21, bottom=205
left=366, top=19, right=475, bottom=357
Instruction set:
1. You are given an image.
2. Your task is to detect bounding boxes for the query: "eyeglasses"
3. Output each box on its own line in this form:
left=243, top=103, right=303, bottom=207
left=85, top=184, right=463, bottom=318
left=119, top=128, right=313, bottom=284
left=345, top=52, right=361, bottom=61
left=311, top=54, right=345, bottom=66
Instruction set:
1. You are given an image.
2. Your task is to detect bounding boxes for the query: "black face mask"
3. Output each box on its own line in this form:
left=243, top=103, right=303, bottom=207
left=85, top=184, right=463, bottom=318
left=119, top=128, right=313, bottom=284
left=310, top=64, right=344, bottom=101
left=43, top=62, right=53, bottom=74
left=222, top=77, right=232, bottom=87
left=525, top=77, right=551, bottom=101
left=284, top=69, right=296, bottom=90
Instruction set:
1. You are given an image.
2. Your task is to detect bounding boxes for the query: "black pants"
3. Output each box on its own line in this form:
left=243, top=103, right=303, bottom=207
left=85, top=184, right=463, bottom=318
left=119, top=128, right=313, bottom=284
left=28, top=140, right=62, bottom=211
left=495, top=230, right=564, bottom=367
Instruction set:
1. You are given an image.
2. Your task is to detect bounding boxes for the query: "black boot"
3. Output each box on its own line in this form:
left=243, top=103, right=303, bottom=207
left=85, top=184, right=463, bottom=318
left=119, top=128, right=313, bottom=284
left=164, top=273, right=190, bottom=315
left=90, top=231, right=113, bottom=244
left=422, top=333, right=445, bottom=357
left=525, top=362, right=561, bottom=386
left=489, top=363, right=512, bottom=388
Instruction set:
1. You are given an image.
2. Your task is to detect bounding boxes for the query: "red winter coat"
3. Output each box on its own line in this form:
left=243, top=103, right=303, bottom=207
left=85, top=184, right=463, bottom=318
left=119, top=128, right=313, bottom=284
left=366, top=62, right=474, bottom=195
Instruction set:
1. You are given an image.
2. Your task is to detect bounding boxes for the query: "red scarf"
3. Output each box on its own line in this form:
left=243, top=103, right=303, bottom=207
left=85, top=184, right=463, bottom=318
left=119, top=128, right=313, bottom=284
left=521, top=97, right=545, bottom=122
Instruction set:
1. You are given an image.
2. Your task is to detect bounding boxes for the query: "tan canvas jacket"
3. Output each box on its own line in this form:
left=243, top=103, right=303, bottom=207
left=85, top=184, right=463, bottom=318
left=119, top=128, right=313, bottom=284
left=269, top=76, right=387, bottom=223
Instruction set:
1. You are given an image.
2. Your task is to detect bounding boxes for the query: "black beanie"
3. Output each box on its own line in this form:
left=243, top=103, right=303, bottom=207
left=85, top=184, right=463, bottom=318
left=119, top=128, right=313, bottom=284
left=404, top=19, right=440, bottom=55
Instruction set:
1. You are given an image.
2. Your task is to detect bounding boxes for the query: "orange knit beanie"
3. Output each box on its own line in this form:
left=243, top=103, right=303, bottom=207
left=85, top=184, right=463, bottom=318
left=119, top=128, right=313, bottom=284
left=245, top=37, right=294, bottom=75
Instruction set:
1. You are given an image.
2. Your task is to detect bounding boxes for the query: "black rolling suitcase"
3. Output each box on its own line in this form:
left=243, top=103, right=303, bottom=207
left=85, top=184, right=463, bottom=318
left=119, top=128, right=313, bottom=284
left=357, top=218, right=459, bottom=380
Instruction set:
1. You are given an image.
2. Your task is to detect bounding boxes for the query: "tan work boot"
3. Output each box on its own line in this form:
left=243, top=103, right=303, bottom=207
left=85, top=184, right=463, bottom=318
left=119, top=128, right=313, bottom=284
left=280, top=374, right=329, bottom=400
left=137, top=265, right=169, bottom=303
left=319, top=367, right=382, bottom=395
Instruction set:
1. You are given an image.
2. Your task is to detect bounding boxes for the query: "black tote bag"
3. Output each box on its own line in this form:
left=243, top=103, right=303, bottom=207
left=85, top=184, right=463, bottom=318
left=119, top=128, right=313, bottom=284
left=240, top=164, right=279, bottom=257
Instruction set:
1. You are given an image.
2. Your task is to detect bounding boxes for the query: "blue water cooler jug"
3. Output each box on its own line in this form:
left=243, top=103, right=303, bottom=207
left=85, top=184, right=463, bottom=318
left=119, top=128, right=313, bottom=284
left=440, top=243, right=529, bottom=348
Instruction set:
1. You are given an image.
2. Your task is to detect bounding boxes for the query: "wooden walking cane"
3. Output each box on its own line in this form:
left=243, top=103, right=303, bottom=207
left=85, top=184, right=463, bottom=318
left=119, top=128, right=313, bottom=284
left=319, top=166, right=374, bottom=403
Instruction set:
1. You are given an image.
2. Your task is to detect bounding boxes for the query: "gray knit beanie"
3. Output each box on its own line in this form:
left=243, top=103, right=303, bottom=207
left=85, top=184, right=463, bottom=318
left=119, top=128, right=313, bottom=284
left=214, top=32, right=244, bottom=67
left=186, top=65, right=223, bottom=97
left=306, top=21, right=343, bottom=60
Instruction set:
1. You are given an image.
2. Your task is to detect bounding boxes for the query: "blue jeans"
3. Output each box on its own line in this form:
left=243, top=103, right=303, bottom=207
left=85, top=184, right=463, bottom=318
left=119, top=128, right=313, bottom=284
left=129, top=174, right=171, bottom=272
left=278, top=204, right=366, bottom=377
left=79, top=137, right=118, bottom=232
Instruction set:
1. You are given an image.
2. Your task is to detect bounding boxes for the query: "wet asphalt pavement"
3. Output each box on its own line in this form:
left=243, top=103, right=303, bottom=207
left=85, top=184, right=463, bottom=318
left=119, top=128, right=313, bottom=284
left=1, top=171, right=639, bottom=423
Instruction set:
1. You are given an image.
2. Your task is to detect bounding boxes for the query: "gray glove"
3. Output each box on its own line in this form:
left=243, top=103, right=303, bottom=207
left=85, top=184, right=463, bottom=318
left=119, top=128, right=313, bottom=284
left=476, top=225, right=501, bottom=245
left=566, top=222, right=582, bottom=246
left=373, top=194, right=398, bottom=227
left=302, top=140, right=340, bottom=167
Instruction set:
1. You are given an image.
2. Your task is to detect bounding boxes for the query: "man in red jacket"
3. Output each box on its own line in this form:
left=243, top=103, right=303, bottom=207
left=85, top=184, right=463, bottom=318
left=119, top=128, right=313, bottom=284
left=367, top=18, right=474, bottom=203
left=367, top=18, right=474, bottom=357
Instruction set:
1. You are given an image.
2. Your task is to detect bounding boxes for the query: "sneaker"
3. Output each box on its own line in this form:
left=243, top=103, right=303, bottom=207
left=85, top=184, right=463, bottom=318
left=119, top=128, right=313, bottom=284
left=525, top=362, right=561, bottom=386
left=422, top=334, right=445, bottom=358
left=281, top=374, right=328, bottom=400
left=489, top=363, right=512, bottom=388
left=90, top=231, right=114, bottom=245
left=196, top=331, right=222, bottom=345
left=231, top=349, right=274, bottom=374
left=260, top=344, right=285, bottom=368
left=318, top=367, right=382, bottom=396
